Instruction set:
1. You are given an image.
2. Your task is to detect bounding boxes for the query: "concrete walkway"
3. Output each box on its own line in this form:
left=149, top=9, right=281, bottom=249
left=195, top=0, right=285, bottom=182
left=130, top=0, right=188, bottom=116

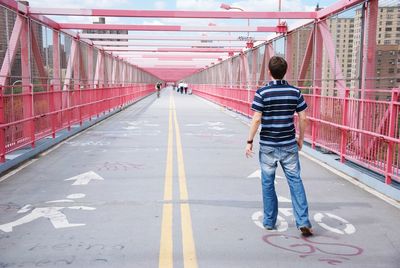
left=0, top=88, right=399, bottom=268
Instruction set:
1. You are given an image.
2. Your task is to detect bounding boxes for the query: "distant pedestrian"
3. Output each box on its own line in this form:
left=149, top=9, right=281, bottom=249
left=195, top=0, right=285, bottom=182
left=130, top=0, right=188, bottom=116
left=178, top=81, right=184, bottom=94
left=155, top=82, right=161, bottom=98
left=245, top=56, right=312, bottom=237
left=183, top=81, right=188, bottom=94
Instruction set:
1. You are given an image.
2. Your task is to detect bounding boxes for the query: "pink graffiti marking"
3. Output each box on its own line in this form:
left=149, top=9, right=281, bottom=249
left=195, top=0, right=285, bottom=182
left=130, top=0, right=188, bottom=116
left=263, top=234, right=363, bottom=266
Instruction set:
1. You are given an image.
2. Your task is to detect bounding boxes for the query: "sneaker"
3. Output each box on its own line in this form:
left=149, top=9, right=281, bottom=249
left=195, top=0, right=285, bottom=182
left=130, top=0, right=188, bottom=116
left=299, top=226, right=313, bottom=237
left=264, top=225, right=274, bottom=231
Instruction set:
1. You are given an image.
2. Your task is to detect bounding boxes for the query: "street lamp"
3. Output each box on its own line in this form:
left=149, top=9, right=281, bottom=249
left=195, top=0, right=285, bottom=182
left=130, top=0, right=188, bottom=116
left=220, top=3, right=250, bottom=38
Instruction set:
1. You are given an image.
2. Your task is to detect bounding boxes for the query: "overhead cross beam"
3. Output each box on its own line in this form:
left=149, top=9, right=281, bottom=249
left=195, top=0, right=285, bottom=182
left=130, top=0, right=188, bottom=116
left=59, top=24, right=287, bottom=33
left=113, top=52, right=226, bottom=57
left=102, top=47, right=243, bottom=53
left=123, top=55, right=226, bottom=60
left=92, top=41, right=247, bottom=47
left=79, top=34, right=269, bottom=41
left=29, top=8, right=317, bottom=19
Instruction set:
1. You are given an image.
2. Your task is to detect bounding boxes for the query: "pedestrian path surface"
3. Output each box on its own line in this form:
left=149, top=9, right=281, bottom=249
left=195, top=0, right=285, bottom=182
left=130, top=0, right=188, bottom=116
left=0, top=88, right=399, bottom=268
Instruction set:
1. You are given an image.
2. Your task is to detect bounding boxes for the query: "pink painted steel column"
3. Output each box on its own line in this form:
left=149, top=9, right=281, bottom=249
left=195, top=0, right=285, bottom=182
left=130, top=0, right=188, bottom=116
left=63, top=39, right=78, bottom=131
left=116, top=59, right=122, bottom=85
left=252, top=49, right=258, bottom=88
left=51, top=31, right=60, bottom=136
left=240, top=52, right=250, bottom=115
left=87, top=45, right=93, bottom=87
left=112, top=57, right=118, bottom=84
left=227, top=58, right=233, bottom=88
left=266, top=43, right=274, bottom=82
left=105, top=54, right=110, bottom=87
left=0, top=85, right=5, bottom=162
left=311, top=87, right=321, bottom=149
left=285, top=33, right=293, bottom=83
left=312, top=23, right=323, bottom=148
left=259, top=43, right=273, bottom=85
left=121, top=61, right=126, bottom=86
left=52, top=31, right=60, bottom=90
left=30, top=27, right=48, bottom=88
left=360, top=1, right=378, bottom=158
left=49, top=84, right=56, bottom=138
left=361, top=0, right=378, bottom=93
left=63, top=39, right=77, bottom=91
left=297, top=30, right=314, bottom=87
left=385, top=89, right=399, bottom=184
left=340, top=88, right=350, bottom=162
left=240, top=53, right=249, bottom=88
left=73, top=41, right=80, bottom=90
left=77, top=44, right=83, bottom=126
left=313, top=23, right=323, bottom=89
left=94, top=50, right=103, bottom=87
left=79, top=46, right=87, bottom=87
left=20, top=17, right=34, bottom=147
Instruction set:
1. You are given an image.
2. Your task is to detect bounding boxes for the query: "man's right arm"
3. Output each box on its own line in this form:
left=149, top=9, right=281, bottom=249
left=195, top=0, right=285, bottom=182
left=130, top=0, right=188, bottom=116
left=297, top=111, right=307, bottom=150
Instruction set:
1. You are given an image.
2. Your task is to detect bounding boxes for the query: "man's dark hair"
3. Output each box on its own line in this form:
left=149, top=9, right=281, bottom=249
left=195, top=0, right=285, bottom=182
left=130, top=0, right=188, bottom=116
left=268, top=56, right=287, bottom=80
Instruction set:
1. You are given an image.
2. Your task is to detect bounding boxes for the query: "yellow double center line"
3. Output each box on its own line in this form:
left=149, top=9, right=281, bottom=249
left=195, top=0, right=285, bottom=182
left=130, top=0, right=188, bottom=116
left=159, top=93, right=198, bottom=268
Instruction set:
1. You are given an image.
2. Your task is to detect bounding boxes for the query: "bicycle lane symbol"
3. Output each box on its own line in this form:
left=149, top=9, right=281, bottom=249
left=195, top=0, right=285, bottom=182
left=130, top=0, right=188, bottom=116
left=251, top=197, right=363, bottom=266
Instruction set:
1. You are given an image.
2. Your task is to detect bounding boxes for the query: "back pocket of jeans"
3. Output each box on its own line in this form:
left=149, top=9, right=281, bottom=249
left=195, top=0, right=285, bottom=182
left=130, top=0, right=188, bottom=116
left=260, top=146, right=274, bottom=154
left=281, top=144, right=298, bottom=154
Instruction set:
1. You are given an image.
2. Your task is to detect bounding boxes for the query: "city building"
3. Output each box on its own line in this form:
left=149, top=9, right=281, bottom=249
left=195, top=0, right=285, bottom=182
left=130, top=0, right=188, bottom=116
left=82, top=17, right=128, bottom=42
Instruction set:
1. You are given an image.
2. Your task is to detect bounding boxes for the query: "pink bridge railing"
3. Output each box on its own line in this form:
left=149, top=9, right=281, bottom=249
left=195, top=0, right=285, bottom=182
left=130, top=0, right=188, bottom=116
left=192, top=84, right=400, bottom=184
left=0, top=83, right=154, bottom=162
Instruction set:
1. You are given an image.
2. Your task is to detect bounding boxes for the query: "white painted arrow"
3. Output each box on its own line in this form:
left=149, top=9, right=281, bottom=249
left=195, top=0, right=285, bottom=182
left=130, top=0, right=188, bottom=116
left=65, top=171, right=104, bottom=186
left=278, top=196, right=291, bottom=203
left=247, top=169, right=261, bottom=179
left=247, top=169, right=284, bottom=182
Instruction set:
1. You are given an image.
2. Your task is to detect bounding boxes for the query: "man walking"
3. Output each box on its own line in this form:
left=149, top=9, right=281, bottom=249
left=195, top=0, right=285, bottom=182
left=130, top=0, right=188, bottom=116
left=245, top=56, right=312, bottom=236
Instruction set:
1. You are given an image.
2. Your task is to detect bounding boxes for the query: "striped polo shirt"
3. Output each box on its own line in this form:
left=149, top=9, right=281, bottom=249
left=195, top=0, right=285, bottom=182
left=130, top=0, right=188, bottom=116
left=251, top=80, right=307, bottom=147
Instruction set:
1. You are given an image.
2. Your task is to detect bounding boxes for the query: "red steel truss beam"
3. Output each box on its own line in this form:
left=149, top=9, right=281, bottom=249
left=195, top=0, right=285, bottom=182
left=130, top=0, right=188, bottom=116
left=141, top=55, right=224, bottom=60
left=30, top=26, right=48, bottom=86
left=28, top=8, right=317, bottom=19
left=258, top=43, right=274, bottom=84
left=297, top=30, right=314, bottom=87
left=318, top=21, right=346, bottom=92
left=0, top=15, right=23, bottom=86
left=63, top=39, right=78, bottom=90
left=316, top=0, right=366, bottom=19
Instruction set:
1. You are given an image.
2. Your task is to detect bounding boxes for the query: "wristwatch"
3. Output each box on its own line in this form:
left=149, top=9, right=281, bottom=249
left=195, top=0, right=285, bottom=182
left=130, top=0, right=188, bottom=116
left=247, top=140, right=253, bottom=144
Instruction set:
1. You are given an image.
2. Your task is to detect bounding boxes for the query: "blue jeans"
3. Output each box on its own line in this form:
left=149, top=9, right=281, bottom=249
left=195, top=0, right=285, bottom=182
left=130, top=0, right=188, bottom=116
left=259, top=144, right=311, bottom=229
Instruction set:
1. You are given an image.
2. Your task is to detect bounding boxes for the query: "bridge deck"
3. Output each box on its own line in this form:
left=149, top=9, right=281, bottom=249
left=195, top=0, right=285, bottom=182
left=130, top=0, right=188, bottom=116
left=0, top=89, right=399, bottom=268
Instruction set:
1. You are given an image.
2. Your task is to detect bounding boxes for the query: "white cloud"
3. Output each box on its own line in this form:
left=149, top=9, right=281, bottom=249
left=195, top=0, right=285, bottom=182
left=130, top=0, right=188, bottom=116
left=142, top=20, right=165, bottom=25
left=27, top=0, right=131, bottom=9
left=154, top=1, right=166, bottom=10
left=176, top=0, right=220, bottom=11
left=26, top=0, right=133, bottom=24
left=230, top=0, right=311, bottom=12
